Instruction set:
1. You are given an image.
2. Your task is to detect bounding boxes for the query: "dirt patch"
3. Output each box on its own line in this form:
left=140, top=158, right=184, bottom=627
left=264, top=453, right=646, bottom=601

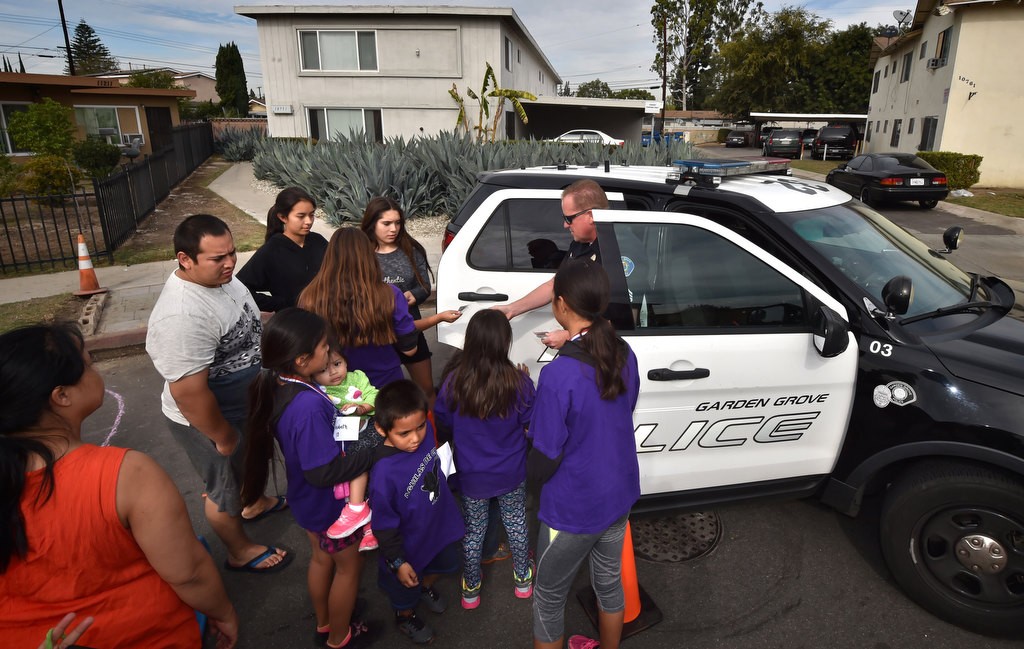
left=113, top=157, right=265, bottom=266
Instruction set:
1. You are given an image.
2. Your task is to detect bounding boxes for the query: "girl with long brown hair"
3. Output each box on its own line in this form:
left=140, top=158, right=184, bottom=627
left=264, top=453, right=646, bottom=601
left=299, top=228, right=418, bottom=388
left=527, top=261, right=640, bottom=649
left=435, top=309, right=536, bottom=610
left=360, top=197, right=461, bottom=405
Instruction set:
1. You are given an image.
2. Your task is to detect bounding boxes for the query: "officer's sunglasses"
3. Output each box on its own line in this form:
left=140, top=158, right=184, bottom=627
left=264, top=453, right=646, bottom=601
left=562, top=208, right=591, bottom=225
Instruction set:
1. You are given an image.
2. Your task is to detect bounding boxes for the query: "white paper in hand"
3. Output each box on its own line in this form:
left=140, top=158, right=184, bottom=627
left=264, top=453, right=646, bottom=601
left=436, top=442, right=457, bottom=477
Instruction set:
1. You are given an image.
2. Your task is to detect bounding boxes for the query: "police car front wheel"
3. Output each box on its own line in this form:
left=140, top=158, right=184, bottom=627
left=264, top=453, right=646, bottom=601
left=879, top=459, right=1024, bottom=637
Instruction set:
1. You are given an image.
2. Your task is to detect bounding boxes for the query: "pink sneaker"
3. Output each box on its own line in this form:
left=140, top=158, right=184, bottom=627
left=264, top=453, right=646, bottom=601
left=325, top=503, right=371, bottom=539
left=359, top=525, right=378, bottom=552
left=567, top=635, right=600, bottom=649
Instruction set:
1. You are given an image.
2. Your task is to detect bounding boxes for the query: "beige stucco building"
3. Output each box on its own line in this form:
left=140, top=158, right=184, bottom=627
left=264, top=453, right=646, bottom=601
left=234, top=5, right=561, bottom=141
left=867, top=0, right=1023, bottom=186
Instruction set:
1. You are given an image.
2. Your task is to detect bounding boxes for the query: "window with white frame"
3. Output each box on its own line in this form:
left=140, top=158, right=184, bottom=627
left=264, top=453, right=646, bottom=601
left=299, top=30, right=378, bottom=71
left=505, top=37, right=513, bottom=72
left=1, top=102, right=30, bottom=154
left=308, top=107, right=382, bottom=142
left=75, top=106, right=122, bottom=144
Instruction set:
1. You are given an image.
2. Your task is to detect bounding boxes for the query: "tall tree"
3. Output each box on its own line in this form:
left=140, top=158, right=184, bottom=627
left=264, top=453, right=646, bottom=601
left=66, top=20, right=118, bottom=75
left=711, top=7, right=833, bottom=117
left=215, top=42, right=248, bottom=117
left=653, top=0, right=764, bottom=111
left=576, top=79, right=613, bottom=98
left=612, top=88, right=656, bottom=100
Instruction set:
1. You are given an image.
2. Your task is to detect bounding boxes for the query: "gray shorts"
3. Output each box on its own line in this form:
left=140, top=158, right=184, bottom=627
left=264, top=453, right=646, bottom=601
left=163, top=416, right=245, bottom=517
left=532, top=515, right=628, bottom=643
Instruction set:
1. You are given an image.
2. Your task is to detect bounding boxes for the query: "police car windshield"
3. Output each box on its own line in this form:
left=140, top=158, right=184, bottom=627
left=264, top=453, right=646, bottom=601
left=776, top=202, right=981, bottom=317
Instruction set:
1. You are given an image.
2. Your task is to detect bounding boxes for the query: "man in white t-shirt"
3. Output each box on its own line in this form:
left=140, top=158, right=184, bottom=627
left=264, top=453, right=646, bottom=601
left=147, top=214, right=291, bottom=574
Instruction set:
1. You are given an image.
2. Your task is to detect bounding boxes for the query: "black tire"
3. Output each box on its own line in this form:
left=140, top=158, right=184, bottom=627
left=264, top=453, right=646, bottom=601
left=859, top=188, right=873, bottom=207
left=880, top=460, right=1024, bottom=636
left=919, top=199, right=938, bottom=209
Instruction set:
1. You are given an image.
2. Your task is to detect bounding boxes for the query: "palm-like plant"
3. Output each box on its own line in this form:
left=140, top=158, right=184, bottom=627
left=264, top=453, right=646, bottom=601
left=449, top=62, right=537, bottom=143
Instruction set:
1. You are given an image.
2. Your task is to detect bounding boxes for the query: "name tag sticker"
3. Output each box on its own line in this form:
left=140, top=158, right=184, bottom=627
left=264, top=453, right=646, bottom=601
left=333, top=415, right=361, bottom=441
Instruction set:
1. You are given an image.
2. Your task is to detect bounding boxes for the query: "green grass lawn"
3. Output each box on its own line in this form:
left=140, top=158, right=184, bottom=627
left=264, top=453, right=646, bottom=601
left=0, top=293, right=85, bottom=334
left=946, top=190, right=1024, bottom=218
left=791, top=159, right=842, bottom=176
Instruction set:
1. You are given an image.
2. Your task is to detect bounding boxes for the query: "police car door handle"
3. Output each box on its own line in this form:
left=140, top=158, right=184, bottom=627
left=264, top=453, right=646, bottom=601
left=647, top=368, right=711, bottom=381
left=458, top=291, right=510, bottom=302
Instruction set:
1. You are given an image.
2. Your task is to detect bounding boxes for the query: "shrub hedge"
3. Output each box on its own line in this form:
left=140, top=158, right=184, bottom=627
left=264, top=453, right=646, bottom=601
left=72, top=138, right=123, bottom=179
left=916, top=151, right=983, bottom=190
left=249, top=131, right=698, bottom=225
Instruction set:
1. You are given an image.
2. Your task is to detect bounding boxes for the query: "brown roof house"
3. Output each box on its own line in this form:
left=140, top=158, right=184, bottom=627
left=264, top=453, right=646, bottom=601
left=0, top=72, right=195, bottom=158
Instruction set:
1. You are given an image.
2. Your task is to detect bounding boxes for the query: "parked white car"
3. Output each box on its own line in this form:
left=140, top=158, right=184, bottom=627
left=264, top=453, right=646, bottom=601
left=553, top=129, right=624, bottom=146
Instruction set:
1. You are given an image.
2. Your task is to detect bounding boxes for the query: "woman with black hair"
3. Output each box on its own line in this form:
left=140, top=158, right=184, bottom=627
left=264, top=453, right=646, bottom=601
left=0, top=323, right=238, bottom=648
left=527, top=261, right=641, bottom=649
left=238, top=186, right=328, bottom=312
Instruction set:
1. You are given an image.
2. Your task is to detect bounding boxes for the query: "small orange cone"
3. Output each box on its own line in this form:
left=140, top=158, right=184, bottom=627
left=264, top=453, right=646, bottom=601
left=621, top=521, right=642, bottom=623
left=73, top=234, right=107, bottom=296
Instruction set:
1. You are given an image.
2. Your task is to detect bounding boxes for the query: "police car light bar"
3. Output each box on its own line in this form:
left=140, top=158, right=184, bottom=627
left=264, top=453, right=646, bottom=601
left=667, top=157, right=791, bottom=187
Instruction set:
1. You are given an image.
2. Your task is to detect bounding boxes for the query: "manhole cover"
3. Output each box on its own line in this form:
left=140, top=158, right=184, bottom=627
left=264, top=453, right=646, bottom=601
left=631, top=512, right=721, bottom=562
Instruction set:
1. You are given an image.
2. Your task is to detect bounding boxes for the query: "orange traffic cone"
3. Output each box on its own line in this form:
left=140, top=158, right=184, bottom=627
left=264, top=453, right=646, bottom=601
left=73, top=234, right=107, bottom=296
left=576, top=518, right=662, bottom=639
left=621, top=521, right=642, bottom=623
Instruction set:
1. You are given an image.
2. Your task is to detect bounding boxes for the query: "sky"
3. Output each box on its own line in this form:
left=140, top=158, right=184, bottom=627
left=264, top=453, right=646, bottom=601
left=1, top=0, right=905, bottom=92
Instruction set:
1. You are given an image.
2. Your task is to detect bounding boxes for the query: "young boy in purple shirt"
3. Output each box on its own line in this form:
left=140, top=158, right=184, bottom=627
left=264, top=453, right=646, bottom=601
left=368, top=380, right=465, bottom=645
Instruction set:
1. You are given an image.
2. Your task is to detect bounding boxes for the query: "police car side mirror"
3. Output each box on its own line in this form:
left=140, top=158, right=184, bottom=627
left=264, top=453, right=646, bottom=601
left=939, top=225, right=964, bottom=253
left=881, top=275, right=913, bottom=317
left=812, top=305, right=850, bottom=358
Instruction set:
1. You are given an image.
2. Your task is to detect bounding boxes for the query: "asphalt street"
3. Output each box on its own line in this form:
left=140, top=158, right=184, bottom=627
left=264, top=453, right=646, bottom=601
left=86, top=348, right=1020, bottom=649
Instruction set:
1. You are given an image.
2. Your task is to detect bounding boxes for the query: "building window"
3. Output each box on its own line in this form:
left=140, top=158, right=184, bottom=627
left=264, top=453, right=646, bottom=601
left=872, top=70, right=880, bottom=93
left=908, top=118, right=915, bottom=134
left=892, top=61, right=898, bottom=74
left=517, top=48, right=521, bottom=64
left=919, top=116, right=938, bottom=151
left=900, top=52, right=912, bottom=82
left=1, top=102, right=30, bottom=154
left=920, top=41, right=928, bottom=59
left=74, top=106, right=142, bottom=146
left=883, top=65, right=888, bottom=79
left=890, top=119, right=902, bottom=147
left=308, top=107, right=382, bottom=142
left=866, top=122, right=872, bottom=142
left=504, top=37, right=513, bottom=71
left=883, top=120, right=888, bottom=133
left=539, top=70, right=544, bottom=83
left=935, top=27, right=952, bottom=63
left=299, top=30, right=378, bottom=71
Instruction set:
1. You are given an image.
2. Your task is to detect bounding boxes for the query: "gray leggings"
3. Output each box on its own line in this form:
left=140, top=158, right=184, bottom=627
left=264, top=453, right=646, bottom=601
left=532, top=515, right=628, bottom=643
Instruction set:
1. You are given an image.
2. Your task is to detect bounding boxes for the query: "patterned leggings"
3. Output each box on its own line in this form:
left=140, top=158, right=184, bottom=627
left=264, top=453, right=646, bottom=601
left=462, top=482, right=530, bottom=588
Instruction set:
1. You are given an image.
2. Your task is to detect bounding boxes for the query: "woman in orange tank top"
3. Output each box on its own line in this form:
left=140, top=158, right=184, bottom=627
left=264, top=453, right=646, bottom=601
left=0, top=323, right=238, bottom=649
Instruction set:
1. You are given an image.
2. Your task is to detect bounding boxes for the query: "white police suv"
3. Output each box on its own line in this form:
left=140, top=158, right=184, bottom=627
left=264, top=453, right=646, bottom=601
left=435, top=159, right=1024, bottom=636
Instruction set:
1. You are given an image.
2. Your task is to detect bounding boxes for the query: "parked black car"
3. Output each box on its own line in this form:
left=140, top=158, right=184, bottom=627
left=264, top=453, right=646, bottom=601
left=825, top=153, right=949, bottom=209
left=812, top=125, right=859, bottom=159
left=725, top=130, right=751, bottom=147
left=764, top=128, right=803, bottom=158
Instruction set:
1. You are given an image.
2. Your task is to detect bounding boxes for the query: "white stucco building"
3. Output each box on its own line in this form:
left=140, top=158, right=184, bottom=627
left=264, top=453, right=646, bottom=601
left=866, top=0, right=1023, bottom=186
left=234, top=5, right=562, bottom=141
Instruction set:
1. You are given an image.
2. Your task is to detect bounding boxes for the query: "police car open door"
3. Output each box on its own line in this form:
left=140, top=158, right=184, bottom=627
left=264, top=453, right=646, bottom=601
left=598, top=211, right=858, bottom=496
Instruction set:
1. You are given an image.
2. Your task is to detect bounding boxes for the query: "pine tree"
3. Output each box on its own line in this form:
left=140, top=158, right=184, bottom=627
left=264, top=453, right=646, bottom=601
left=215, top=42, right=248, bottom=117
left=3, top=56, right=11, bottom=73
left=66, top=20, right=118, bottom=75
left=18, top=53, right=25, bottom=73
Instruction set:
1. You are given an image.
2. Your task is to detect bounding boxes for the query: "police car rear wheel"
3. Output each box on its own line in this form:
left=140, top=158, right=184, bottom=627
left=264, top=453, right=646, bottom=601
left=880, top=460, right=1024, bottom=636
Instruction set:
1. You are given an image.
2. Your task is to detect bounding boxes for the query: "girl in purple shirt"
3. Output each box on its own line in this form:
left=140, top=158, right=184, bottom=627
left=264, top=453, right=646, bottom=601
left=527, top=261, right=641, bottom=649
left=435, top=309, right=537, bottom=610
left=242, top=308, right=375, bottom=649
left=299, top=228, right=419, bottom=388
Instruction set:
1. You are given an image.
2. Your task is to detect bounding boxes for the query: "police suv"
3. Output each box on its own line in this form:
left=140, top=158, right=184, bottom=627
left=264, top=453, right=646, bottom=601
left=434, top=159, right=1024, bottom=636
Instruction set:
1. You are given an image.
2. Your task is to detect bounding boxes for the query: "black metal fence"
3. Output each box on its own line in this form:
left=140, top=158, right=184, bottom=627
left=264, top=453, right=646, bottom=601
left=0, top=122, right=213, bottom=274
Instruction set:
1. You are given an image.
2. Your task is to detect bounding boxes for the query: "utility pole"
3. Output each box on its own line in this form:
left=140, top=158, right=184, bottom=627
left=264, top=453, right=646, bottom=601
left=660, top=17, right=667, bottom=140
left=58, top=0, right=74, bottom=75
